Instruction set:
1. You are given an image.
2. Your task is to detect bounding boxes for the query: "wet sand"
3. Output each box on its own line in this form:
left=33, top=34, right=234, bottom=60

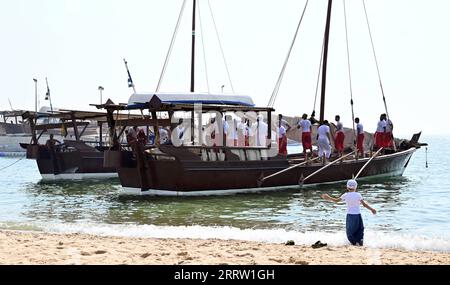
left=0, top=230, right=449, bottom=265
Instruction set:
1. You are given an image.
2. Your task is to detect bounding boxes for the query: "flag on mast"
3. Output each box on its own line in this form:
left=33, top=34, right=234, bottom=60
left=124, top=59, right=137, bottom=93
left=45, top=77, right=54, bottom=114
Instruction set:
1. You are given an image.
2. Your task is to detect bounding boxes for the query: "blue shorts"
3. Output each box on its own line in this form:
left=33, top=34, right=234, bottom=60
left=346, top=214, right=365, bottom=246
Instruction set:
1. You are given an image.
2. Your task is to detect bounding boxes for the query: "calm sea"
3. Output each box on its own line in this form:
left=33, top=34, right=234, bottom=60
left=0, top=135, right=448, bottom=252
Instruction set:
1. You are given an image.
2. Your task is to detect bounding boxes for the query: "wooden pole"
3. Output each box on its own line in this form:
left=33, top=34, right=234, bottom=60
left=190, top=0, right=197, bottom=92
left=258, top=156, right=321, bottom=186
left=301, top=150, right=355, bottom=184
left=320, top=0, right=333, bottom=123
left=355, top=147, right=383, bottom=179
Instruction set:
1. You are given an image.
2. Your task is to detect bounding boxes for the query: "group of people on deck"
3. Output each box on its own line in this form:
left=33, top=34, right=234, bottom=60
left=374, top=113, right=394, bottom=149
left=125, top=126, right=149, bottom=145
left=277, top=112, right=394, bottom=160
left=206, top=114, right=268, bottom=148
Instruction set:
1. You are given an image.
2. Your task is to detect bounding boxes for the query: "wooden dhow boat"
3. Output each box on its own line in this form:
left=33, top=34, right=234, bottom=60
left=98, top=0, right=425, bottom=196
left=97, top=93, right=423, bottom=196
left=20, top=109, right=130, bottom=180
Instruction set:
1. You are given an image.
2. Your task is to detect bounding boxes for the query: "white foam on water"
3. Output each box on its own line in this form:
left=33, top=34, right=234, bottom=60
left=2, top=221, right=449, bottom=252
left=20, top=222, right=449, bottom=253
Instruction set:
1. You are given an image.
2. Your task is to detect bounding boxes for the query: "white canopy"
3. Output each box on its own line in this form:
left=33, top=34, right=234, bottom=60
left=128, top=92, right=255, bottom=107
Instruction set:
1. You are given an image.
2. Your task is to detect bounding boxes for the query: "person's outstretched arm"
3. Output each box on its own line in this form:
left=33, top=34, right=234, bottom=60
left=322, top=194, right=341, bottom=203
left=361, top=200, right=377, bottom=215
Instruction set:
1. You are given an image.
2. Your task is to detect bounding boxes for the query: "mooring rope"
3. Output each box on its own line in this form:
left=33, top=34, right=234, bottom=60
left=0, top=156, right=25, bottom=172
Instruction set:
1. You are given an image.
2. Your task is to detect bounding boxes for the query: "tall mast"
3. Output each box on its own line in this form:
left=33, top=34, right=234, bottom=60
left=190, top=0, right=197, bottom=92
left=320, top=0, right=333, bottom=123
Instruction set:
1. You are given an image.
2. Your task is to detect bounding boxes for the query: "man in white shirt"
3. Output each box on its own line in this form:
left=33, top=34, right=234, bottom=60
left=172, top=118, right=186, bottom=146
left=237, top=118, right=248, bottom=147
left=375, top=114, right=387, bottom=149
left=224, top=115, right=238, bottom=147
left=252, top=114, right=268, bottom=147
left=297, top=114, right=313, bottom=159
left=317, top=120, right=332, bottom=162
left=334, top=115, right=345, bottom=157
left=204, top=117, right=220, bottom=147
left=355, top=117, right=365, bottom=158
left=278, top=124, right=287, bottom=156
left=278, top=114, right=291, bottom=132
left=384, top=114, right=394, bottom=148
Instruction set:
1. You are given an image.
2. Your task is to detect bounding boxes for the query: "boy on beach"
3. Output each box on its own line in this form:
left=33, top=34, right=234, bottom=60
left=321, top=180, right=377, bottom=246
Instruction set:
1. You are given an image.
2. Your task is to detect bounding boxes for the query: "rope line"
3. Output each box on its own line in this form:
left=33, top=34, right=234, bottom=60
left=312, top=37, right=325, bottom=115
left=343, top=0, right=357, bottom=148
left=156, top=0, right=187, bottom=92
left=207, top=0, right=235, bottom=93
left=0, top=156, right=25, bottom=172
left=268, top=0, right=309, bottom=108
left=363, top=0, right=396, bottom=151
left=362, top=0, right=390, bottom=120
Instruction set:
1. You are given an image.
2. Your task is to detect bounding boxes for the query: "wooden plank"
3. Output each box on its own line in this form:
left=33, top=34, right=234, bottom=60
left=34, top=122, right=89, bottom=131
left=115, top=118, right=172, bottom=127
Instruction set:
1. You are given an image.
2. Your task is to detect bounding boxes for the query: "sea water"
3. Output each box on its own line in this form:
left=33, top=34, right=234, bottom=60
left=0, top=135, right=448, bottom=252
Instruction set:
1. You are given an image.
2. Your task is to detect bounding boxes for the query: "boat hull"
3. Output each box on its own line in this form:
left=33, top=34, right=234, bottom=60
left=116, top=147, right=416, bottom=196
left=26, top=144, right=117, bottom=180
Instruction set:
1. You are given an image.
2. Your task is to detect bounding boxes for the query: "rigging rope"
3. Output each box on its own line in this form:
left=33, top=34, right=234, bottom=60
left=207, top=0, right=235, bottom=93
left=268, top=0, right=309, bottom=108
left=362, top=0, right=390, bottom=121
left=343, top=0, right=357, bottom=148
left=363, top=0, right=396, bottom=151
left=198, top=0, right=211, bottom=93
left=0, top=156, right=25, bottom=172
left=156, top=0, right=187, bottom=92
left=312, top=37, right=325, bottom=115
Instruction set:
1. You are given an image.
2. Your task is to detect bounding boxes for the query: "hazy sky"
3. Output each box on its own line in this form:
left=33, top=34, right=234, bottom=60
left=1, top=0, right=449, bottom=136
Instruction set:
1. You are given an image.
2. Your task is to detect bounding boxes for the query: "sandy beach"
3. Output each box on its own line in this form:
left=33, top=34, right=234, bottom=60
left=0, top=230, right=449, bottom=265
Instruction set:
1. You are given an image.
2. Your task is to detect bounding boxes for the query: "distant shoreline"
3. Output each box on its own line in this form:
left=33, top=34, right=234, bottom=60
left=1, top=230, right=449, bottom=265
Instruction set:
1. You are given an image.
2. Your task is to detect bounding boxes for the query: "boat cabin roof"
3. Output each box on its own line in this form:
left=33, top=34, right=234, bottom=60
left=128, top=92, right=255, bottom=108
left=94, top=94, right=273, bottom=113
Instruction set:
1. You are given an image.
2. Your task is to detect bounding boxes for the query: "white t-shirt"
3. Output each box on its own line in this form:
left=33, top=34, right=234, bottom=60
left=376, top=120, right=387, bottom=133
left=317, top=125, right=330, bottom=140
left=252, top=120, right=268, bottom=146
left=298, top=119, right=312, bottom=132
left=357, top=123, right=364, bottom=135
left=279, top=119, right=289, bottom=129
left=336, top=121, right=344, bottom=133
left=278, top=125, right=287, bottom=137
left=340, top=192, right=363, bottom=215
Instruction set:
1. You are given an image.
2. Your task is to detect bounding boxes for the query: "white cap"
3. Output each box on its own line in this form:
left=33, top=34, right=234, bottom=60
left=347, top=179, right=358, bottom=190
